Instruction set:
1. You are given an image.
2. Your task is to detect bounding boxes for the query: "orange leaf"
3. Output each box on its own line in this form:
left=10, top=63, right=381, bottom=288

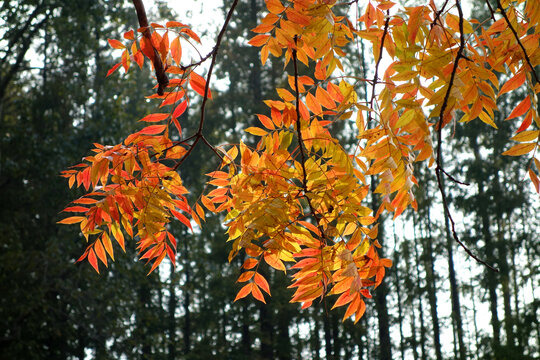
left=237, top=271, right=255, bottom=282
left=305, top=92, right=322, bottom=115
left=257, top=114, right=275, bottom=130
left=171, top=209, right=193, bottom=231
left=286, top=8, right=311, bottom=26
left=107, top=38, right=125, bottom=49
left=172, top=100, right=188, bottom=118
left=315, top=86, right=336, bottom=109
left=170, top=36, right=182, bottom=64
left=57, top=216, right=85, bottom=224
left=181, top=28, right=201, bottom=43
left=264, top=252, right=286, bottom=271
left=252, top=284, right=266, bottom=303
left=499, top=72, right=526, bottom=96
left=331, top=292, right=354, bottom=310
left=506, top=96, right=531, bottom=120
left=195, top=203, right=205, bottom=221
left=254, top=273, right=271, bottom=295
left=138, top=124, right=166, bottom=135
left=94, top=239, right=108, bottom=267
left=148, top=251, right=166, bottom=275
left=354, top=299, right=366, bottom=323
left=234, top=283, right=253, bottom=301
left=242, top=258, right=258, bottom=270
left=189, top=72, right=212, bottom=98
left=124, top=30, right=135, bottom=40
left=248, top=34, right=270, bottom=47
left=266, top=0, right=285, bottom=14
left=88, top=249, right=99, bottom=273
left=166, top=21, right=188, bottom=28
left=139, top=113, right=169, bottom=122
left=102, top=233, right=115, bottom=261
left=529, top=169, right=540, bottom=193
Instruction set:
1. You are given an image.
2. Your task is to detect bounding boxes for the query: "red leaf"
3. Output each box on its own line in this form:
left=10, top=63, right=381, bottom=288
left=106, top=63, right=122, bottom=77
left=517, top=111, right=533, bottom=133
left=62, top=206, right=89, bottom=213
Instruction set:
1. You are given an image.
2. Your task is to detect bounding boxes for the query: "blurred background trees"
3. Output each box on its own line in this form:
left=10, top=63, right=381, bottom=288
left=0, top=0, right=538, bottom=359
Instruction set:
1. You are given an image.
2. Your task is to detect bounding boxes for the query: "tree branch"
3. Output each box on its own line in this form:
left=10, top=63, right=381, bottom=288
left=367, top=15, right=390, bottom=124
left=436, top=0, right=498, bottom=272
left=172, top=0, right=239, bottom=171
left=292, top=36, right=328, bottom=246
left=494, top=0, right=539, bottom=84
left=131, top=0, right=169, bottom=95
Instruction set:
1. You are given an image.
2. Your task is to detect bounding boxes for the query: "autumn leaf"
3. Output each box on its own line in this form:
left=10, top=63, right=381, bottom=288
left=189, top=72, right=212, bottom=99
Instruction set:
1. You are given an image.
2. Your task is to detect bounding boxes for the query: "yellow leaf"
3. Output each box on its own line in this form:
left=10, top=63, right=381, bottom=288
left=502, top=143, right=536, bottom=156
left=245, top=127, right=267, bottom=136
left=478, top=111, right=498, bottom=129
left=511, top=130, right=539, bottom=143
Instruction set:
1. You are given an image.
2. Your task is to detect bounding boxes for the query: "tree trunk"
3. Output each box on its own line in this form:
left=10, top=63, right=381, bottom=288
left=440, top=149, right=467, bottom=360
left=182, top=239, right=191, bottom=355
left=497, top=217, right=515, bottom=349
left=470, top=136, right=501, bottom=351
left=259, top=303, right=274, bottom=359
left=423, top=209, right=443, bottom=360
left=413, top=237, right=427, bottom=360
left=168, top=265, right=177, bottom=360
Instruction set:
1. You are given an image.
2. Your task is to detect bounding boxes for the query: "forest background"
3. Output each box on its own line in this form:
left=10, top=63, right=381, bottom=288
left=0, top=0, right=538, bottom=359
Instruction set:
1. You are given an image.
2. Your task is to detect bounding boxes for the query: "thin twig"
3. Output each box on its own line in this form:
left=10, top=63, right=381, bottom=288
left=171, top=0, right=239, bottom=170
left=132, top=0, right=169, bottom=95
left=367, top=15, right=390, bottom=123
left=436, top=0, right=498, bottom=272
left=494, top=0, right=539, bottom=84
left=483, top=0, right=497, bottom=22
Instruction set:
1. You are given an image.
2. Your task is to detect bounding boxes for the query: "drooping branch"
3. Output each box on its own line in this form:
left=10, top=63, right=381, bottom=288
left=435, top=0, right=498, bottom=272
left=494, top=0, right=539, bottom=84
left=131, top=0, right=169, bottom=95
